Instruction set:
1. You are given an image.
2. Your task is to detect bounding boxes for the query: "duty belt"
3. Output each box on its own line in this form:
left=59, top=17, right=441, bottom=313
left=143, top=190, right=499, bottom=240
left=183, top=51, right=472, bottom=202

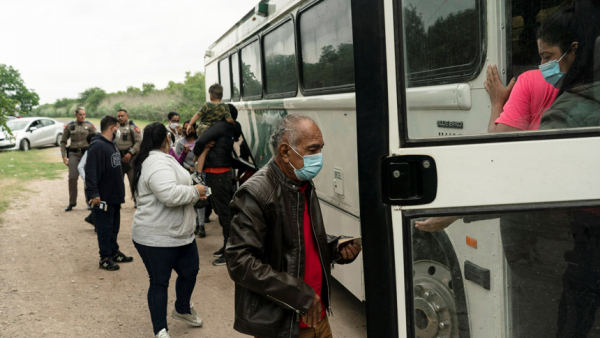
left=70, top=147, right=88, bottom=154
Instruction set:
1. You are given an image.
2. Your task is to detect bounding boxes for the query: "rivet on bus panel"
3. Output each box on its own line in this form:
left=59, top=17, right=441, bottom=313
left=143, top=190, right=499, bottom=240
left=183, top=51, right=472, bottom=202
left=466, top=236, right=477, bottom=248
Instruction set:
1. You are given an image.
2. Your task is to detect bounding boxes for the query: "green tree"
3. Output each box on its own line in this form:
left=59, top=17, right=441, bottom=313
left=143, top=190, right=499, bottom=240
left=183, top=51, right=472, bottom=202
left=142, top=83, right=156, bottom=96
left=78, top=87, right=106, bottom=113
left=126, top=86, right=142, bottom=96
left=0, top=64, right=40, bottom=133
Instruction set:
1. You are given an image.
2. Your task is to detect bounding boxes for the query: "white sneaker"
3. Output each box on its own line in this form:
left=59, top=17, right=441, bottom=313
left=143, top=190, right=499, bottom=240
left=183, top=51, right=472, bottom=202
left=171, top=303, right=203, bottom=327
left=155, top=328, right=170, bottom=338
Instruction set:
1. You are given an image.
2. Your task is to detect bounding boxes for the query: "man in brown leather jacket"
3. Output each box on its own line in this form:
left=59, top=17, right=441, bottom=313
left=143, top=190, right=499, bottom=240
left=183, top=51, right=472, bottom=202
left=226, top=114, right=361, bottom=338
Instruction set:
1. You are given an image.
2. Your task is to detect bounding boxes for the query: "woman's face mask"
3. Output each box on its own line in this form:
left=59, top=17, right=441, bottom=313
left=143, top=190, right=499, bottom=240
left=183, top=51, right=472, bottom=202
left=539, top=48, right=570, bottom=87
left=288, top=146, right=323, bottom=181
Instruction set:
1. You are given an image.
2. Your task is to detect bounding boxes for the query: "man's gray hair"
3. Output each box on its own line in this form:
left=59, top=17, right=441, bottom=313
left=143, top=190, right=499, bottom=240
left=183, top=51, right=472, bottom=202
left=269, top=114, right=315, bottom=152
left=75, top=107, right=85, bottom=113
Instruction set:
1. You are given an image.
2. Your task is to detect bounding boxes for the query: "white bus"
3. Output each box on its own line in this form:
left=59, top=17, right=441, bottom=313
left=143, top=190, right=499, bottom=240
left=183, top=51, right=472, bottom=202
left=205, top=0, right=600, bottom=337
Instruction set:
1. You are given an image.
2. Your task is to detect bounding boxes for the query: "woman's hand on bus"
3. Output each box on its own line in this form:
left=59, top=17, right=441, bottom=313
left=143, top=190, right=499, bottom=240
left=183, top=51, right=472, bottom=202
left=195, top=184, right=207, bottom=197
left=340, top=243, right=361, bottom=261
left=484, top=64, right=516, bottom=108
left=414, top=216, right=460, bottom=232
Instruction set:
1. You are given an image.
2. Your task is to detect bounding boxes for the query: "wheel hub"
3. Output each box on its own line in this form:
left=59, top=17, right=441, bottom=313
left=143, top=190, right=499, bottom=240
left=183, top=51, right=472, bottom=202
left=413, top=260, right=458, bottom=338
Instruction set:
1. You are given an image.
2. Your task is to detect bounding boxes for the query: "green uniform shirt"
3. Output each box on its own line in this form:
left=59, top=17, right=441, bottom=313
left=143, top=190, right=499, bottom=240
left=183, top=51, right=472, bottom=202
left=60, top=120, right=97, bottom=157
left=115, top=120, right=143, bottom=155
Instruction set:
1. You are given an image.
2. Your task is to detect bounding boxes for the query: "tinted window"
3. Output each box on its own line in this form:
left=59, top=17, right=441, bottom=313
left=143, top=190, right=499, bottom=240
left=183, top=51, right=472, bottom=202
left=231, top=52, right=241, bottom=101
left=219, top=58, right=232, bottom=101
left=41, top=119, right=55, bottom=126
left=240, top=40, right=263, bottom=98
left=299, top=0, right=355, bottom=91
left=205, top=62, right=219, bottom=89
left=403, top=0, right=484, bottom=87
left=263, top=20, right=297, bottom=96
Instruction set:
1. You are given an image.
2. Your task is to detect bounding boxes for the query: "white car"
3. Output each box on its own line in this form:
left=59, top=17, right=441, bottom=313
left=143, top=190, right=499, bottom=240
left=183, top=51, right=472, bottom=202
left=0, top=117, right=65, bottom=151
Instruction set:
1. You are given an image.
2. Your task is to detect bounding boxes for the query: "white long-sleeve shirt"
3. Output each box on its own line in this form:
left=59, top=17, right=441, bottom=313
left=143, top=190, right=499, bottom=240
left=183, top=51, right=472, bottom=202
left=77, top=151, right=88, bottom=180
left=131, top=150, right=200, bottom=247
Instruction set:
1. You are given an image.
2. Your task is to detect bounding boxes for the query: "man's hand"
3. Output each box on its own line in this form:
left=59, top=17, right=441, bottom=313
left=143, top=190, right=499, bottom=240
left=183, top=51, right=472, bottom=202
left=186, top=124, right=193, bottom=135
left=484, top=64, right=516, bottom=108
left=206, top=141, right=216, bottom=148
left=63, top=157, right=69, bottom=166
left=414, top=216, right=460, bottom=232
left=88, top=197, right=101, bottom=206
left=340, top=243, right=361, bottom=261
left=175, top=125, right=183, bottom=135
left=301, top=293, right=322, bottom=328
left=122, top=153, right=132, bottom=163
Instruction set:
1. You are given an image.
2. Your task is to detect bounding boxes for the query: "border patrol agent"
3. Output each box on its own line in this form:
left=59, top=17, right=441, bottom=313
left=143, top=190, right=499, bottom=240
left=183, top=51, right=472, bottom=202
left=60, top=107, right=97, bottom=211
left=115, top=109, right=142, bottom=202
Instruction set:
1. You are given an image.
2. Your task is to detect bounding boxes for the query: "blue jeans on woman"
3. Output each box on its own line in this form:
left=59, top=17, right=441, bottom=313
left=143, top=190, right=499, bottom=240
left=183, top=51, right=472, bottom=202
left=134, top=240, right=200, bottom=335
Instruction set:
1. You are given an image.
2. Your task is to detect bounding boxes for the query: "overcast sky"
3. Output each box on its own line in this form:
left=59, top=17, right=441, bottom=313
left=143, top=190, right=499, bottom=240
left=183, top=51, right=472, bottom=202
left=0, top=0, right=252, bottom=104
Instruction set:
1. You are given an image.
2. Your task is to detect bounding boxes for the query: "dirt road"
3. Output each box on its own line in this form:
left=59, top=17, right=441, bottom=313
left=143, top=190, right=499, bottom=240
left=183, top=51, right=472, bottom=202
left=0, top=149, right=366, bottom=338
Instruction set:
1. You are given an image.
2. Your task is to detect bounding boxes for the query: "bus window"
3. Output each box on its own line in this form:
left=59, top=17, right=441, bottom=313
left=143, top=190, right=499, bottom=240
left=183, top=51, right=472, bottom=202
left=298, top=0, right=354, bottom=93
left=240, top=39, right=263, bottom=99
left=403, top=0, right=485, bottom=87
left=219, top=57, right=232, bottom=101
left=231, top=52, right=240, bottom=101
left=205, top=62, right=219, bottom=90
left=263, top=20, right=297, bottom=98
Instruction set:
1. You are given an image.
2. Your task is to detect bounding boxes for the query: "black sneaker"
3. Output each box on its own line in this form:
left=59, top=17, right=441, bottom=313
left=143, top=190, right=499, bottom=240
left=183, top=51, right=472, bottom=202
left=204, top=217, right=211, bottom=223
left=99, top=257, right=120, bottom=271
left=198, top=225, right=206, bottom=238
left=212, top=255, right=226, bottom=266
left=84, top=215, right=94, bottom=227
left=112, top=251, right=133, bottom=263
left=213, top=247, right=224, bottom=257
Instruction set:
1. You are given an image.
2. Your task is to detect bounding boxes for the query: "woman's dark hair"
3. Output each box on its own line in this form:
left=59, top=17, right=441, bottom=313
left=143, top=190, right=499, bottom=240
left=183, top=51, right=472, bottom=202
left=537, top=0, right=600, bottom=93
left=227, top=104, right=238, bottom=121
left=131, top=122, right=168, bottom=197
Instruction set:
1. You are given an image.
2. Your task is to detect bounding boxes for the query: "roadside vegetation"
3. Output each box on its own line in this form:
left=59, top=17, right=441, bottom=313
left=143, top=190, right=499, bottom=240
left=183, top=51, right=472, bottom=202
left=0, top=147, right=65, bottom=219
left=30, top=71, right=206, bottom=123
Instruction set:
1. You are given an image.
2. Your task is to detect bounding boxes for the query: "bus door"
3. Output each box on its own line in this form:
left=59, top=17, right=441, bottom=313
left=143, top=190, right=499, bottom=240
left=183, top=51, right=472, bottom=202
left=352, top=0, right=600, bottom=337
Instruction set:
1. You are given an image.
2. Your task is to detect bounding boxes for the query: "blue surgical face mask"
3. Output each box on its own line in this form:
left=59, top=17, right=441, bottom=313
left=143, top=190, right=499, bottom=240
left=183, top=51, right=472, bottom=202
left=289, top=146, right=323, bottom=181
left=539, top=49, right=569, bottom=87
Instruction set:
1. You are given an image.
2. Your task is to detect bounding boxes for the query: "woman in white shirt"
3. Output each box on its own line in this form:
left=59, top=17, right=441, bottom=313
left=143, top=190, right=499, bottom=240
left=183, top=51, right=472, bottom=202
left=131, top=122, right=208, bottom=338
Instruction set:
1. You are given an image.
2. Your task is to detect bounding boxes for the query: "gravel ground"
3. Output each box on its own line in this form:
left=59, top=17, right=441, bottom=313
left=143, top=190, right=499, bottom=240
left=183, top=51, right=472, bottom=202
left=0, top=149, right=367, bottom=338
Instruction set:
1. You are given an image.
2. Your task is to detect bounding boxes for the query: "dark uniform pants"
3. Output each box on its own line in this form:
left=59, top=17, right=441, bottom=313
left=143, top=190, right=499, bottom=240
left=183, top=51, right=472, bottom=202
left=121, top=155, right=134, bottom=198
left=68, top=152, right=83, bottom=205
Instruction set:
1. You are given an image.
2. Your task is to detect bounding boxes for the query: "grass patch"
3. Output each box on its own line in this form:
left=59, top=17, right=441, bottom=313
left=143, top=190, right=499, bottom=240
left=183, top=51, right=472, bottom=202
left=54, top=118, right=155, bottom=129
left=0, top=147, right=66, bottom=217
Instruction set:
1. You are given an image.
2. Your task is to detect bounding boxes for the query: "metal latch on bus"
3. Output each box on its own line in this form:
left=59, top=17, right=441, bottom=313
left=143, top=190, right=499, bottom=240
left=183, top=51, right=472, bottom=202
left=381, top=155, right=437, bottom=206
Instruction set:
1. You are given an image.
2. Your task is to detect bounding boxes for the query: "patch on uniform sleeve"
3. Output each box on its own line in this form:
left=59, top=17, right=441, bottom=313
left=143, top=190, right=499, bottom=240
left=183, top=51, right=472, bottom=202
left=135, top=127, right=140, bottom=133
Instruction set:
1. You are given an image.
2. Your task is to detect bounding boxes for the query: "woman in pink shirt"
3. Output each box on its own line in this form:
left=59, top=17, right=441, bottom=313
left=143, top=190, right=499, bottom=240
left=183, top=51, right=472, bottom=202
left=485, top=65, right=559, bottom=132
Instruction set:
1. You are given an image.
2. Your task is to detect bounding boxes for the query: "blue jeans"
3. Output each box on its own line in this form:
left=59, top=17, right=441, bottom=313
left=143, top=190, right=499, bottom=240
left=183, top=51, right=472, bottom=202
left=134, top=240, right=200, bottom=335
left=95, top=204, right=120, bottom=259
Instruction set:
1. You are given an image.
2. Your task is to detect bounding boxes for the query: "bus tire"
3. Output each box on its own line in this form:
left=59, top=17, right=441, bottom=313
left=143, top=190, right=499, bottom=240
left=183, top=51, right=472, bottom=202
left=412, top=230, right=470, bottom=338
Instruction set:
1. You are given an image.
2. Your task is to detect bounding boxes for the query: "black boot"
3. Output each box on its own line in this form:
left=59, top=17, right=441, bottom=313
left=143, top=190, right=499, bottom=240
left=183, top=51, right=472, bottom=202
left=198, top=225, right=206, bottom=238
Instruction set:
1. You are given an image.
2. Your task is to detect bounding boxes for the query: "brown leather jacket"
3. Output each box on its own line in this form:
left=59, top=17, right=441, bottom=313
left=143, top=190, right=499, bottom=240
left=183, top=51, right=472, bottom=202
left=226, top=159, right=352, bottom=338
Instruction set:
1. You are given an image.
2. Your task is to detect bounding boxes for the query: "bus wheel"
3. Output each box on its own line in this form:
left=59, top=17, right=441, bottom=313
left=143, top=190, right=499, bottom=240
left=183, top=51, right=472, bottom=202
left=413, top=260, right=458, bottom=338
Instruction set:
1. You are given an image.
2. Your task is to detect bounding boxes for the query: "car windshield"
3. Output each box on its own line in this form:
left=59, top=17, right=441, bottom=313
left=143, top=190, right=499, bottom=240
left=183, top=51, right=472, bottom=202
left=6, top=120, right=30, bottom=131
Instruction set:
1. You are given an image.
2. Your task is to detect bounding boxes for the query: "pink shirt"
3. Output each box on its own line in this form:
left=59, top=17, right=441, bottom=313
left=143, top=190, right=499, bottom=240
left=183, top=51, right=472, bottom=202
left=495, top=69, right=559, bottom=130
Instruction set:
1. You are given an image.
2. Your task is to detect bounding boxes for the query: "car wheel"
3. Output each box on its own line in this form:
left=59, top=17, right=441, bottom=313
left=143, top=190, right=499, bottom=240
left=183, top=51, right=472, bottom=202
left=20, top=139, right=30, bottom=151
left=55, top=133, right=62, bottom=146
